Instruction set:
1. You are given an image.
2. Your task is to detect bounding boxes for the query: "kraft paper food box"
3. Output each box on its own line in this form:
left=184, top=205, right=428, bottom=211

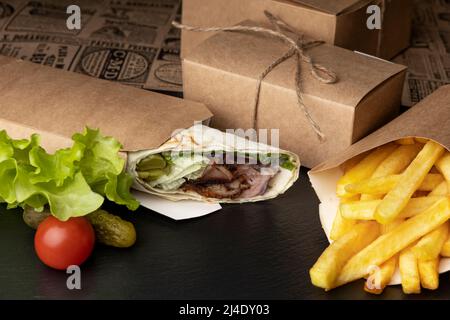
left=182, top=21, right=407, bottom=168
left=181, top=0, right=412, bottom=60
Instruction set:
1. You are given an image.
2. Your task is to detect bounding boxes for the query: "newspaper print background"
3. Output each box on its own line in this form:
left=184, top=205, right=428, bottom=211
left=0, top=0, right=447, bottom=101
left=393, top=0, right=450, bottom=106
left=0, top=0, right=182, bottom=93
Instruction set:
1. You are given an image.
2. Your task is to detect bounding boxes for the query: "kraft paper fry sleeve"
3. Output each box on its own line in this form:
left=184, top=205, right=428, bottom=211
left=0, top=56, right=212, bottom=153
left=181, top=0, right=412, bottom=59
left=308, top=85, right=450, bottom=285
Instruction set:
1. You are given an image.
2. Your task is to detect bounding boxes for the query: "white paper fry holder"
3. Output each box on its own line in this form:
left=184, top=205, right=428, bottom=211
left=308, top=85, right=450, bottom=285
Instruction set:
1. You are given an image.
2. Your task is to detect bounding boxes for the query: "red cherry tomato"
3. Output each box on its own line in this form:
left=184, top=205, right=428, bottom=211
left=34, top=216, right=95, bottom=270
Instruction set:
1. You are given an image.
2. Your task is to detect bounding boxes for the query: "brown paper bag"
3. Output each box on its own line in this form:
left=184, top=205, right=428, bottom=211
left=0, top=56, right=212, bottom=153
left=183, top=20, right=407, bottom=168
left=308, top=85, right=450, bottom=284
left=181, top=0, right=412, bottom=59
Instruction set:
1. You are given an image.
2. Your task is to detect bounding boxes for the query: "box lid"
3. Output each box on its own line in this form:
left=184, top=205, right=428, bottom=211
left=0, top=56, right=212, bottom=152
left=184, top=20, right=406, bottom=109
left=278, top=0, right=373, bottom=15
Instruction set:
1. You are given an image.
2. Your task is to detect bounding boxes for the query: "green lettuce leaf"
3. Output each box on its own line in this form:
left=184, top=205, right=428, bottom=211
left=15, top=167, right=104, bottom=221
left=0, top=127, right=138, bottom=221
left=29, top=143, right=84, bottom=186
left=72, top=127, right=138, bottom=211
left=103, top=172, right=139, bottom=210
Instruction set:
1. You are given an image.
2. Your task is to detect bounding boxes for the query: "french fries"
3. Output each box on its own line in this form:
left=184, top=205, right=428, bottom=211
left=435, top=152, right=450, bottom=180
left=413, top=221, right=448, bottom=260
left=418, top=258, right=439, bottom=290
left=360, top=144, right=421, bottom=201
left=311, top=138, right=450, bottom=295
left=364, top=144, right=421, bottom=179
left=346, top=173, right=443, bottom=195
left=436, top=152, right=450, bottom=192
left=330, top=196, right=358, bottom=241
left=340, top=196, right=445, bottom=220
left=364, top=255, right=397, bottom=294
left=336, top=144, right=397, bottom=198
left=399, top=247, right=421, bottom=294
left=430, top=181, right=448, bottom=196
left=364, top=220, right=402, bottom=294
left=375, top=141, right=445, bottom=224
left=310, top=222, right=380, bottom=290
left=334, top=198, right=450, bottom=288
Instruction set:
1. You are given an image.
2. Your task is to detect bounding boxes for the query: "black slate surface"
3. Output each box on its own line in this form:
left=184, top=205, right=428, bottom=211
left=1, top=168, right=449, bottom=300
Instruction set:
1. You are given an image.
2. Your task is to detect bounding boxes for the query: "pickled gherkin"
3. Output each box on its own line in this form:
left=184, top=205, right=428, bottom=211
left=23, top=206, right=51, bottom=229
left=137, top=154, right=166, bottom=171
left=86, top=209, right=136, bottom=248
left=136, top=154, right=169, bottom=181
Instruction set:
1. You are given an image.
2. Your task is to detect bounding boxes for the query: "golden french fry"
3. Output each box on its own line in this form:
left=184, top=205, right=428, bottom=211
left=330, top=209, right=356, bottom=241
left=334, top=198, right=450, bottom=288
left=399, top=247, right=421, bottom=294
left=340, top=200, right=379, bottom=220
left=360, top=144, right=421, bottom=201
left=330, top=196, right=359, bottom=241
left=364, top=255, right=397, bottom=295
left=310, top=222, right=380, bottom=290
left=396, top=137, right=416, bottom=145
left=418, top=258, right=439, bottom=290
left=436, top=152, right=450, bottom=192
left=364, top=221, right=401, bottom=294
left=436, top=152, right=450, bottom=179
left=336, top=144, right=398, bottom=198
left=413, top=222, right=449, bottom=260
left=341, top=152, right=369, bottom=174
left=429, top=181, right=448, bottom=196
left=380, top=219, right=404, bottom=233
left=440, top=226, right=450, bottom=257
left=340, top=196, right=444, bottom=220
left=375, top=141, right=445, bottom=224
left=346, top=173, right=443, bottom=195
left=368, top=144, right=422, bottom=178
left=418, top=174, right=445, bottom=191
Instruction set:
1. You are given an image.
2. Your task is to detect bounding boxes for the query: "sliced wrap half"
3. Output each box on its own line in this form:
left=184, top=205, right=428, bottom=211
left=127, top=125, right=300, bottom=203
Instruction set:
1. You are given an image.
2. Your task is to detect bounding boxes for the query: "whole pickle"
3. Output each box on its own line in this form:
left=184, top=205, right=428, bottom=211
left=86, top=210, right=136, bottom=248
left=23, top=206, right=51, bottom=229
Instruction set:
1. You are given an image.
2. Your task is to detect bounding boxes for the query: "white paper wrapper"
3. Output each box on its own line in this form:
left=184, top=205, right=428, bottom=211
left=132, top=190, right=221, bottom=220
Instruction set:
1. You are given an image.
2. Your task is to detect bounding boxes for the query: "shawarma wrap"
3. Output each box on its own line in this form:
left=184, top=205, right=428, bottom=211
left=127, top=125, right=300, bottom=203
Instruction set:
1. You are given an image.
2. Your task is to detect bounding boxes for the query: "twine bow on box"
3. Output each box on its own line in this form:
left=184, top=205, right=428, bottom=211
left=173, top=10, right=339, bottom=142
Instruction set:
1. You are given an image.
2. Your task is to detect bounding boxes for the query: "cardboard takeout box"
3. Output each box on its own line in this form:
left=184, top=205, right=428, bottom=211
left=0, top=56, right=212, bottom=153
left=181, top=0, right=412, bottom=59
left=182, top=21, right=407, bottom=168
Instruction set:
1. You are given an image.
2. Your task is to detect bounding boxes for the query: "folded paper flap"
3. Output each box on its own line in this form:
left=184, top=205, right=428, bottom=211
left=278, top=0, right=371, bottom=15
left=310, top=85, right=450, bottom=173
left=0, top=56, right=212, bottom=152
left=186, top=20, right=406, bottom=108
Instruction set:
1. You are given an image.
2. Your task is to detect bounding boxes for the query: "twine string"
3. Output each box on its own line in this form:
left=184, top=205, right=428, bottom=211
left=172, top=10, right=338, bottom=142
